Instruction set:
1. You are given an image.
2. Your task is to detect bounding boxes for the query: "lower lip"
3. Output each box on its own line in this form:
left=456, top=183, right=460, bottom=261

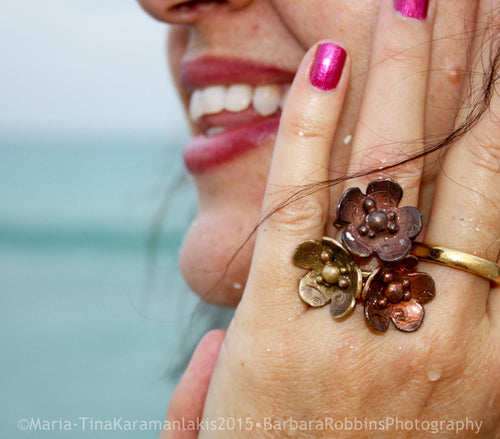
left=183, top=116, right=280, bottom=174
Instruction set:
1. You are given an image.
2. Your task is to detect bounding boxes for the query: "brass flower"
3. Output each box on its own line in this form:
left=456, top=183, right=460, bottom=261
left=292, top=237, right=363, bottom=318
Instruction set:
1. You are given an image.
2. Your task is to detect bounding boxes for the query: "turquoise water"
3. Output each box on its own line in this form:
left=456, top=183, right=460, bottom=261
left=0, top=134, right=233, bottom=438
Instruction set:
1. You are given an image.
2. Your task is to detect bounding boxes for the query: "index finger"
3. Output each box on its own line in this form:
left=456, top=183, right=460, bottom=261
left=243, top=41, right=350, bottom=313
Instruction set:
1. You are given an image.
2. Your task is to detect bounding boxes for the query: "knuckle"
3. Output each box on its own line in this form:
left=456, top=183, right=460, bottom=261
left=267, top=195, right=327, bottom=235
left=464, top=133, right=500, bottom=174
left=377, top=31, right=428, bottom=73
left=384, top=46, right=426, bottom=70
left=284, top=111, right=333, bottom=143
left=357, top=147, right=423, bottom=200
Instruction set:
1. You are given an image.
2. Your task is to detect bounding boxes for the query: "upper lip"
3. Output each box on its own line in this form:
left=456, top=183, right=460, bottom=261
left=180, top=56, right=296, bottom=91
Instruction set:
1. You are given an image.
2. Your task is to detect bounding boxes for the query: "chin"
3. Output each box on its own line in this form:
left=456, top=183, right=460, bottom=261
left=179, top=208, right=257, bottom=306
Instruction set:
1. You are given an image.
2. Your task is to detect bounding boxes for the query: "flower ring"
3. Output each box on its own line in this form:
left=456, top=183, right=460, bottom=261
left=293, top=178, right=499, bottom=332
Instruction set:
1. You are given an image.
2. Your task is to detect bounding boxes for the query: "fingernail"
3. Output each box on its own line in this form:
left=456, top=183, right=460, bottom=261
left=394, top=0, right=428, bottom=20
left=310, top=43, right=347, bottom=91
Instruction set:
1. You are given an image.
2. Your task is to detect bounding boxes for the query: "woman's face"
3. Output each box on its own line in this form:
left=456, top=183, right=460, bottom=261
left=137, top=0, right=469, bottom=305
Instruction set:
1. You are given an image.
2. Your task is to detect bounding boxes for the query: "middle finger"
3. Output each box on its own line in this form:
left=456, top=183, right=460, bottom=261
left=340, top=0, right=434, bottom=208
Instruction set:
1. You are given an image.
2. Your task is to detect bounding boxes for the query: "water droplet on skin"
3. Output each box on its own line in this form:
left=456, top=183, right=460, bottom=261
left=427, top=367, right=442, bottom=382
left=299, top=131, right=304, bottom=137
left=488, top=389, right=497, bottom=409
left=233, top=282, right=242, bottom=290
left=343, top=134, right=352, bottom=144
left=338, top=340, right=358, bottom=352
left=266, top=348, right=271, bottom=353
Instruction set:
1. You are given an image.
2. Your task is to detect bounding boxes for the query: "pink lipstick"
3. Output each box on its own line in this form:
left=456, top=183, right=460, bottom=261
left=181, top=57, right=295, bottom=174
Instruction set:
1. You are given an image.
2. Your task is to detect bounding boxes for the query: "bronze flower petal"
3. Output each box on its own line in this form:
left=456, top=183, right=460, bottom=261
left=389, top=299, right=424, bottom=332
left=336, top=187, right=365, bottom=225
left=408, top=272, right=435, bottom=304
left=365, top=293, right=390, bottom=332
left=399, top=206, right=423, bottom=239
left=341, top=228, right=373, bottom=258
left=391, top=254, right=419, bottom=273
left=366, top=179, right=403, bottom=207
left=374, top=236, right=413, bottom=262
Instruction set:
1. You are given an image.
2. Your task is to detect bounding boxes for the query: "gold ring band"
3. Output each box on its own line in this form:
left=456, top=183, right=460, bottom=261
left=411, top=243, right=500, bottom=283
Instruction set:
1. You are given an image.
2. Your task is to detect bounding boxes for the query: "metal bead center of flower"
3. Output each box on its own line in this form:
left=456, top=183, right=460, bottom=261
left=357, top=198, right=399, bottom=239
left=377, top=272, right=412, bottom=307
left=314, top=250, right=351, bottom=289
left=317, top=263, right=351, bottom=289
left=366, top=211, right=389, bottom=232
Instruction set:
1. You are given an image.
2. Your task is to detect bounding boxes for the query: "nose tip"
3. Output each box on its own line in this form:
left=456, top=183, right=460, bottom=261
left=138, top=0, right=253, bottom=24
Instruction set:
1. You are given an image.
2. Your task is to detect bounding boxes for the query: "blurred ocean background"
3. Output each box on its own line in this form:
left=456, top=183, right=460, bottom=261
left=0, top=1, right=233, bottom=437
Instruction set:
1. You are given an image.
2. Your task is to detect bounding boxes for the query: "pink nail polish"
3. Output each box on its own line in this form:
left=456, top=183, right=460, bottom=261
left=310, top=43, right=347, bottom=91
left=394, top=0, right=428, bottom=20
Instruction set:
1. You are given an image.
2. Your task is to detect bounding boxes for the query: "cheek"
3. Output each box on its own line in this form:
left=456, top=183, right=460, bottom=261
left=270, top=0, right=378, bottom=52
left=168, top=26, right=191, bottom=114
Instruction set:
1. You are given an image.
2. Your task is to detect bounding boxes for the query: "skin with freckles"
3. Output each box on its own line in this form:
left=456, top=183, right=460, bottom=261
left=137, top=0, right=500, bottom=437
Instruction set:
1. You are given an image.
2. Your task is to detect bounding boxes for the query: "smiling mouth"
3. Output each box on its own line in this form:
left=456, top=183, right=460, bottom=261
left=180, top=57, right=295, bottom=173
left=189, top=83, right=290, bottom=136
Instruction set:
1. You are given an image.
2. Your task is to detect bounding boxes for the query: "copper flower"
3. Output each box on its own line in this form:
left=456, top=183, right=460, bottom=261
left=336, top=179, right=422, bottom=262
left=292, top=237, right=363, bottom=318
left=362, top=256, right=435, bottom=332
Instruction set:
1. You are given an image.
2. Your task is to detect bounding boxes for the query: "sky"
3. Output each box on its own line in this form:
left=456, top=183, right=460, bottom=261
left=0, top=0, right=188, bottom=141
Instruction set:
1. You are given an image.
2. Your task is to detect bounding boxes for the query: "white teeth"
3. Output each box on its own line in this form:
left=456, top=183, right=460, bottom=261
left=206, top=126, right=226, bottom=137
left=202, top=85, right=226, bottom=115
left=189, top=89, right=204, bottom=121
left=280, top=87, right=290, bottom=110
left=189, top=82, right=290, bottom=122
left=252, top=84, right=281, bottom=116
left=225, top=84, right=253, bottom=112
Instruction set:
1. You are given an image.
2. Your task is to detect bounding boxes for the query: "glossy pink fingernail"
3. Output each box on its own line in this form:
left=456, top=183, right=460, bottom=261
left=310, top=43, right=347, bottom=90
left=394, top=0, right=428, bottom=20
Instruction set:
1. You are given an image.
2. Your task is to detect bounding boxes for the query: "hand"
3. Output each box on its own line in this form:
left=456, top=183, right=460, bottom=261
left=163, top=1, right=500, bottom=437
